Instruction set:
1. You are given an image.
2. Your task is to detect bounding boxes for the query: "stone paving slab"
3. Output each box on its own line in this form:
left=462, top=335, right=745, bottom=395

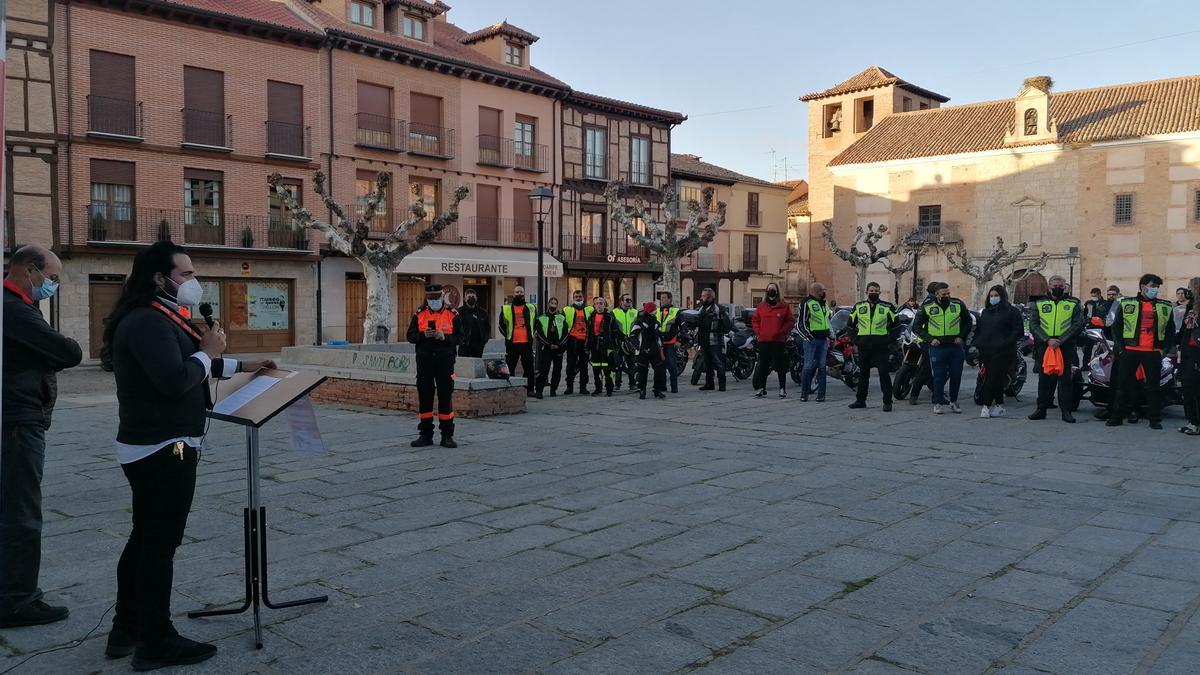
left=4, top=367, right=1200, bottom=673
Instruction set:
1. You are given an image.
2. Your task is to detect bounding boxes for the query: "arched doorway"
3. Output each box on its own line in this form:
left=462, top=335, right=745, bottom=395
left=1013, top=271, right=1048, bottom=304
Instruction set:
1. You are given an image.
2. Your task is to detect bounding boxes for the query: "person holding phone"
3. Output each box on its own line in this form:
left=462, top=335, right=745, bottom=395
left=407, top=284, right=463, bottom=447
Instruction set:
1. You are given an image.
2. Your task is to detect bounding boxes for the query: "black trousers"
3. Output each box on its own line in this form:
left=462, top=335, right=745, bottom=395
left=855, top=344, right=893, bottom=403
left=506, top=342, right=536, bottom=394
left=637, top=356, right=667, bottom=394
left=0, top=424, right=46, bottom=612
left=1036, top=344, right=1077, bottom=412
left=699, top=342, right=726, bottom=388
left=416, top=351, right=455, bottom=436
left=591, top=348, right=614, bottom=394
left=1114, top=349, right=1163, bottom=422
left=980, top=350, right=1014, bottom=406
left=565, top=338, right=590, bottom=391
left=537, top=345, right=564, bottom=393
left=614, top=351, right=636, bottom=389
left=458, top=342, right=484, bottom=358
left=114, top=443, right=198, bottom=643
left=1182, top=350, right=1200, bottom=426
left=752, top=341, right=788, bottom=390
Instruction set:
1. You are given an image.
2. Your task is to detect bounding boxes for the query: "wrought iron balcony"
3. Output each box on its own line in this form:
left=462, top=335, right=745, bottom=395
left=85, top=205, right=310, bottom=251
left=681, top=251, right=724, bottom=271
left=407, top=123, right=455, bottom=159
left=265, top=121, right=311, bottom=160
left=181, top=108, right=232, bottom=150
left=471, top=216, right=536, bottom=248
left=87, top=95, right=143, bottom=140
left=622, top=161, right=659, bottom=187
left=906, top=221, right=964, bottom=245
left=747, top=209, right=763, bottom=227
left=354, top=113, right=406, bottom=152
left=559, top=235, right=651, bottom=263
left=741, top=255, right=767, bottom=272
left=475, top=135, right=548, bottom=172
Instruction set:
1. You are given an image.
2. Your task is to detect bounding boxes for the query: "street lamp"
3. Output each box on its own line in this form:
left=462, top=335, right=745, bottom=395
left=529, top=186, right=554, bottom=310
left=1066, top=249, right=1080, bottom=292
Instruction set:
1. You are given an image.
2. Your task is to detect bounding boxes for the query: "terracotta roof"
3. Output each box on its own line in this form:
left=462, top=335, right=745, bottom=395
left=801, top=65, right=949, bottom=103
left=670, top=154, right=786, bottom=189
left=156, top=0, right=324, bottom=35
left=392, top=0, right=446, bottom=16
left=459, top=20, right=539, bottom=45
left=830, top=73, right=1200, bottom=167
left=566, top=91, right=686, bottom=124
left=777, top=179, right=808, bottom=203
left=787, top=196, right=810, bottom=217
left=294, top=1, right=568, bottom=89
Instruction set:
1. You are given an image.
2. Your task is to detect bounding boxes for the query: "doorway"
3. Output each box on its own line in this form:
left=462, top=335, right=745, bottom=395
left=88, top=275, right=125, bottom=358
left=345, top=274, right=365, bottom=343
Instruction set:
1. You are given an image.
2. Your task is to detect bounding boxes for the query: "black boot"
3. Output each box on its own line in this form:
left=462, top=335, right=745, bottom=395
left=106, top=624, right=137, bottom=659
left=410, top=435, right=434, bottom=447
left=131, top=634, right=217, bottom=672
left=0, top=601, right=69, bottom=628
left=441, top=436, right=458, bottom=448
left=1028, top=409, right=1047, bottom=420
left=1062, top=411, right=1076, bottom=423
left=639, top=390, right=647, bottom=400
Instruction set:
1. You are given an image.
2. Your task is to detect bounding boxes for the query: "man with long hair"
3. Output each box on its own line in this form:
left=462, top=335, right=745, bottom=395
left=1, top=245, right=82, bottom=628
left=101, top=241, right=273, bottom=669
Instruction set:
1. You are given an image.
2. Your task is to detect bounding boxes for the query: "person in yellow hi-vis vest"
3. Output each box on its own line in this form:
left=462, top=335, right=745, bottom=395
left=1108, top=273, right=1176, bottom=429
left=915, top=283, right=974, bottom=414
left=611, top=294, right=638, bottom=391
left=1028, top=275, right=1086, bottom=423
left=498, top=285, right=537, bottom=398
left=847, top=282, right=898, bottom=411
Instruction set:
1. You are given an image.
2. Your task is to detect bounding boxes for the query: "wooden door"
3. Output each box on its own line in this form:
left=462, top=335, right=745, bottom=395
left=88, top=278, right=124, bottom=358
left=345, top=277, right=366, bottom=343
left=397, top=278, right=425, bottom=323
left=476, top=184, right=500, bottom=243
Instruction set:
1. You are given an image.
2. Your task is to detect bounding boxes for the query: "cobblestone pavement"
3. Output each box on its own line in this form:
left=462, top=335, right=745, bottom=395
left=4, top=365, right=1200, bottom=674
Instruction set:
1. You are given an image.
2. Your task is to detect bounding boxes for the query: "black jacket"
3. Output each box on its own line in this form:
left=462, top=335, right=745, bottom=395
left=630, top=312, right=664, bottom=362
left=406, top=305, right=464, bottom=355
left=457, top=303, right=489, bottom=352
left=535, top=310, right=568, bottom=349
left=3, top=286, right=83, bottom=429
left=696, top=302, right=731, bottom=344
left=974, top=303, right=1024, bottom=357
left=587, top=311, right=620, bottom=352
left=1111, top=295, right=1176, bottom=352
left=111, top=304, right=232, bottom=445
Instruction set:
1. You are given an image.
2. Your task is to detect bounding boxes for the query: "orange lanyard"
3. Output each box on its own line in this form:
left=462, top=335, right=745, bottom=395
left=150, top=301, right=203, bottom=342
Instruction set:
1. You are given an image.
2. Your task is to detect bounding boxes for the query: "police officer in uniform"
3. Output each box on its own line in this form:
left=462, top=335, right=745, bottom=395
left=796, top=283, right=830, bottom=402
left=535, top=297, right=567, bottom=397
left=1108, top=274, right=1175, bottom=429
left=847, top=282, right=898, bottom=411
left=1028, top=275, right=1085, bottom=423
left=612, top=294, right=638, bottom=391
left=407, top=284, right=463, bottom=447
left=915, top=283, right=973, bottom=414
left=498, top=286, right=537, bottom=398
left=657, top=291, right=681, bottom=394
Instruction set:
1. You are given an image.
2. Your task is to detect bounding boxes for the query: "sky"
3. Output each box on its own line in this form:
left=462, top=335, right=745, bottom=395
left=447, top=0, right=1200, bottom=183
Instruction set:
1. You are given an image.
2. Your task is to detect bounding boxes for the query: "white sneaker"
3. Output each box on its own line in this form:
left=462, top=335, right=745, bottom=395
left=980, top=406, right=991, bottom=418
left=949, top=402, right=962, bottom=414
left=933, top=404, right=944, bottom=415
left=991, top=405, right=1006, bottom=417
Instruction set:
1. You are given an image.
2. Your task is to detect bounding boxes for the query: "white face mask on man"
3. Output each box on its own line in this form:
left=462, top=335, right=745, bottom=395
left=171, top=278, right=203, bottom=307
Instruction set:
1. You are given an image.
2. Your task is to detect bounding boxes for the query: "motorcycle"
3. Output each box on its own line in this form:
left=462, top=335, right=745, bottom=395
left=891, top=316, right=926, bottom=401
left=726, top=321, right=758, bottom=381
left=1071, top=327, right=1181, bottom=411
left=971, top=337, right=1031, bottom=404
left=787, top=308, right=859, bottom=391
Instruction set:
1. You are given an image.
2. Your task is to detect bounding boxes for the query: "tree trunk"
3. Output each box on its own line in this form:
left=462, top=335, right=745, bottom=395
left=660, top=254, right=682, bottom=304
left=362, top=261, right=393, bottom=344
left=855, top=266, right=868, bottom=302
left=971, top=278, right=989, bottom=310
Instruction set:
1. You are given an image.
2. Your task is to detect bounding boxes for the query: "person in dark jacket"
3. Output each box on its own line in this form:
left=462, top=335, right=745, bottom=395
left=847, top=282, right=898, bottom=410
left=457, top=288, right=489, bottom=358
left=587, top=296, right=620, bottom=396
left=751, top=282, right=796, bottom=399
left=103, top=241, right=273, bottom=669
left=1178, top=277, right=1200, bottom=435
left=696, top=288, right=731, bottom=391
left=915, top=283, right=974, bottom=414
left=796, top=283, right=830, bottom=402
left=407, top=284, right=464, bottom=445
left=975, top=285, right=1024, bottom=418
left=907, top=281, right=944, bottom=405
left=1108, top=274, right=1175, bottom=429
left=498, top=286, right=537, bottom=397
left=1028, top=275, right=1086, bottom=423
left=631, top=302, right=667, bottom=399
left=1, top=245, right=82, bottom=629
left=535, top=297, right=567, bottom=397
left=656, top=291, right=682, bottom=394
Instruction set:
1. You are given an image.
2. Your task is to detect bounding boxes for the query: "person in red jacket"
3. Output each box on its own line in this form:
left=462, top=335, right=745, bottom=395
left=751, top=282, right=796, bottom=398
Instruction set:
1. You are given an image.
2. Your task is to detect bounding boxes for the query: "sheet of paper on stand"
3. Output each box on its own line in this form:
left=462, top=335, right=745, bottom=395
left=288, top=396, right=326, bottom=454
left=212, top=376, right=282, bottom=416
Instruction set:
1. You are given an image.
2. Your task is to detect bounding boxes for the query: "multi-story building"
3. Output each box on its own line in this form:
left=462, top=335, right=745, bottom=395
left=557, top=91, right=684, bottom=304
left=804, top=66, right=1200, bottom=305
left=670, top=154, right=789, bottom=307
left=779, top=179, right=810, bottom=301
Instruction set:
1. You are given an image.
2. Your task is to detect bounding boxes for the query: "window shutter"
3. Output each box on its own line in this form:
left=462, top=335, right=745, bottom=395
left=478, top=107, right=501, bottom=137
left=90, top=50, right=135, bottom=100
left=184, top=168, right=223, bottom=182
left=91, top=159, right=135, bottom=185
left=267, top=81, right=303, bottom=124
left=357, top=82, right=391, bottom=118
left=183, top=66, right=224, bottom=113
left=410, top=93, right=441, bottom=128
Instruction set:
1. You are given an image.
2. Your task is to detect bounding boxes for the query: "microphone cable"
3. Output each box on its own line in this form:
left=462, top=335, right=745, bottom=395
left=0, top=601, right=117, bottom=675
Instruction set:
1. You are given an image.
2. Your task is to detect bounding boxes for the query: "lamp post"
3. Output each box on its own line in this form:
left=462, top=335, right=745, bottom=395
left=529, top=186, right=555, bottom=311
left=1066, top=251, right=1080, bottom=292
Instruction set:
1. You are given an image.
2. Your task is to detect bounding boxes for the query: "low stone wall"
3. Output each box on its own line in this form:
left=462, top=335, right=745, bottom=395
left=282, top=344, right=526, bottom=417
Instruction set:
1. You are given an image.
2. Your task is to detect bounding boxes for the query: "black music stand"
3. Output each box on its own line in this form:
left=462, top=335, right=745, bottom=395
left=188, top=368, right=327, bottom=649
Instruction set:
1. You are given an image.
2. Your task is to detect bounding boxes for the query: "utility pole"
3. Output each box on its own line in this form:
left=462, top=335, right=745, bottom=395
left=766, top=148, right=777, bottom=181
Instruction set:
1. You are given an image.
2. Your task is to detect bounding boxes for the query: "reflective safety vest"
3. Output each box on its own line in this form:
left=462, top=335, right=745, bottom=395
left=1119, top=298, right=1173, bottom=341
left=805, top=298, right=830, bottom=332
left=658, top=306, right=680, bottom=344
left=852, top=300, right=895, bottom=336
left=1035, top=298, right=1080, bottom=338
left=417, top=307, right=456, bottom=334
left=500, top=304, right=536, bottom=340
left=562, top=305, right=594, bottom=337
left=611, top=307, right=636, bottom=336
left=923, top=301, right=963, bottom=338
left=536, top=312, right=567, bottom=339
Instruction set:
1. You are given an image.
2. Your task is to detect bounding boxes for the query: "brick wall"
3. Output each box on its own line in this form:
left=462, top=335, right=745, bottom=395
left=309, top=377, right=526, bottom=417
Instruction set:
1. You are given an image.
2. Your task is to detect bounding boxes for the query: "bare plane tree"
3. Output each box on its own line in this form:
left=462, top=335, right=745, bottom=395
left=821, top=221, right=903, bottom=300
left=605, top=181, right=726, bottom=301
left=268, top=171, right=469, bottom=343
left=944, top=236, right=1047, bottom=308
left=881, top=237, right=925, bottom=304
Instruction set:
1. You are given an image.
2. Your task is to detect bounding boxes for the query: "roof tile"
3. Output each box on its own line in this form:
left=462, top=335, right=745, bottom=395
left=801, top=65, right=949, bottom=103
left=161, top=0, right=323, bottom=34
left=671, top=154, right=785, bottom=189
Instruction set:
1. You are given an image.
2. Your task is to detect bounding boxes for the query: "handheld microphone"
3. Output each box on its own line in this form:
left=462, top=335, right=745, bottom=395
left=199, top=303, right=215, bottom=329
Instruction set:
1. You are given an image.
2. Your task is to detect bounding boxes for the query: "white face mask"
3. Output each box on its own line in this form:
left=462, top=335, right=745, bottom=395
left=175, top=278, right=203, bottom=307
left=427, top=298, right=444, bottom=311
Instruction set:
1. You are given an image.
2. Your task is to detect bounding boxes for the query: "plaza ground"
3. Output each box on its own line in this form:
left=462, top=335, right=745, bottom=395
left=3, top=364, right=1200, bottom=674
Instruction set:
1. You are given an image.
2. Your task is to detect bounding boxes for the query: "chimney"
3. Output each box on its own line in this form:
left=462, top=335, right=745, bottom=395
left=433, top=0, right=450, bottom=22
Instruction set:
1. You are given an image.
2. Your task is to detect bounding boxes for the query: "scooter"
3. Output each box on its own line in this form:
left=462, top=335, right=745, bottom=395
left=1071, top=328, right=1181, bottom=411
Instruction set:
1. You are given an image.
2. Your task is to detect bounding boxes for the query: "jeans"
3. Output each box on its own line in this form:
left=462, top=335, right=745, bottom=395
left=0, top=424, right=46, bottom=611
left=752, top=341, right=788, bottom=391
left=662, top=342, right=679, bottom=391
left=801, top=338, right=828, bottom=398
left=930, top=344, right=965, bottom=405
left=114, top=443, right=198, bottom=643
left=699, top=342, right=726, bottom=388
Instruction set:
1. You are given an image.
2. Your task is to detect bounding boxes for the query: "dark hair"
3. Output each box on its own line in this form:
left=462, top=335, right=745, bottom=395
left=10, top=246, right=47, bottom=268
left=100, top=241, right=188, bottom=371
left=1107, top=285, right=1120, bottom=293
left=866, top=282, right=881, bottom=291
left=658, top=290, right=673, bottom=300
left=1178, top=287, right=1188, bottom=294
left=987, top=284, right=1009, bottom=306
left=926, top=281, right=941, bottom=294
left=1090, top=287, right=1102, bottom=295
left=1140, top=273, right=1163, bottom=287
left=935, top=282, right=950, bottom=291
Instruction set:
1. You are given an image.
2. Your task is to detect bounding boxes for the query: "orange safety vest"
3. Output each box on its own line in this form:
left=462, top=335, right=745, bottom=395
left=416, top=307, right=456, bottom=335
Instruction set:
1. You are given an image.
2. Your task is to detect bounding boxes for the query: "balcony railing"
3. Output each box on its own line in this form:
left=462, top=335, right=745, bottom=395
left=681, top=251, right=724, bottom=271
left=87, top=95, right=143, bottom=139
left=623, top=161, right=658, bottom=187
left=408, top=123, right=455, bottom=158
left=741, top=255, right=767, bottom=272
left=477, top=135, right=510, bottom=167
left=471, top=216, right=536, bottom=248
left=341, top=203, right=393, bottom=234
left=475, top=135, right=548, bottom=172
left=355, top=113, right=406, bottom=151
left=85, top=205, right=310, bottom=251
left=514, top=142, right=549, bottom=173
left=560, top=235, right=651, bottom=263
left=747, top=209, right=763, bottom=227
left=265, top=121, right=311, bottom=160
left=907, top=221, right=964, bottom=244
left=181, top=108, right=232, bottom=150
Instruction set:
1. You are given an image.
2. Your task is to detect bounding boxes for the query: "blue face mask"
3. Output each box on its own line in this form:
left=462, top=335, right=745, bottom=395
left=30, top=268, right=59, bottom=301
left=989, top=296, right=1001, bottom=306
left=1145, top=287, right=1159, bottom=299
